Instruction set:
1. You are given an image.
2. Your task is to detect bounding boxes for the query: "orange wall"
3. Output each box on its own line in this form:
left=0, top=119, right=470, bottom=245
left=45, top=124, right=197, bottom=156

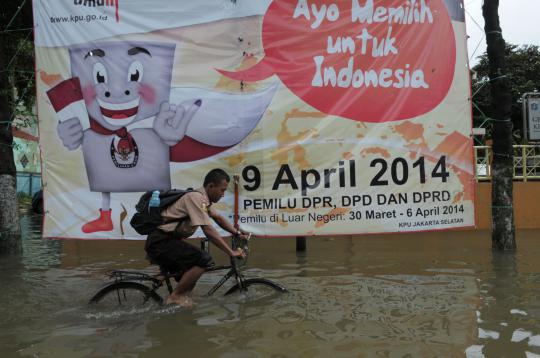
left=475, top=182, right=540, bottom=229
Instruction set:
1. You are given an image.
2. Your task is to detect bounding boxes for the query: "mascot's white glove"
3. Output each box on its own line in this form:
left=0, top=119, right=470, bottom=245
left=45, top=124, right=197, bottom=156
left=153, top=99, right=201, bottom=146
left=57, top=117, right=84, bottom=151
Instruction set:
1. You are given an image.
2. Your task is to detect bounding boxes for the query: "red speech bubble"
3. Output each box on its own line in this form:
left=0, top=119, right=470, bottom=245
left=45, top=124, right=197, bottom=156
left=217, top=0, right=456, bottom=123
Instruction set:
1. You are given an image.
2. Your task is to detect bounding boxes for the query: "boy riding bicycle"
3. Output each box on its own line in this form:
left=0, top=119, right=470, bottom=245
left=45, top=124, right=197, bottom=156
left=145, top=168, right=250, bottom=307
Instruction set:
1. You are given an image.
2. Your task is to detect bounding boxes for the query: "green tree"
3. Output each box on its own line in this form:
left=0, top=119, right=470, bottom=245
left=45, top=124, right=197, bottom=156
left=472, top=44, right=540, bottom=143
left=0, top=0, right=34, bottom=254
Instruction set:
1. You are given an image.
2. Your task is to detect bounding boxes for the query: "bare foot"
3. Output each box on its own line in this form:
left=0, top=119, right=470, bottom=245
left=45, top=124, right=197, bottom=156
left=166, top=294, right=194, bottom=308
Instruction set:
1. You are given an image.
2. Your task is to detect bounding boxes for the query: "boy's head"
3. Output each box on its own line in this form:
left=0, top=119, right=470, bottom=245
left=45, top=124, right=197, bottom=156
left=204, top=169, right=231, bottom=203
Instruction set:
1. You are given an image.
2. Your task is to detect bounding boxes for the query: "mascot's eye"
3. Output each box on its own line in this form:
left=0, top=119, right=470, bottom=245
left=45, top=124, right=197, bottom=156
left=130, top=70, right=139, bottom=82
left=92, top=62, right=108, bottom=84
left=128, top=61, right=143, bottom=82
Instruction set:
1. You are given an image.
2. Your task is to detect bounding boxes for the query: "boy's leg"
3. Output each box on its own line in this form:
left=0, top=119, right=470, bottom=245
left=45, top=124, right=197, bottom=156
left=167, top=265, right=205, bottom=306
left=146, top=236, right=214, bottom=307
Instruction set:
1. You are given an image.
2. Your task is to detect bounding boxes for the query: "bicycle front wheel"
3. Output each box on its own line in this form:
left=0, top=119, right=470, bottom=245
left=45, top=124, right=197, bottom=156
left=224, top=278, right=287, bottom=298
left=89, top=281, right=163, bottom=309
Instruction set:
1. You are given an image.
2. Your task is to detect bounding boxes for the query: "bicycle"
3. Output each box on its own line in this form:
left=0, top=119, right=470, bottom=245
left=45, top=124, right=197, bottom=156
left=88, top=234, right=287, bottom=308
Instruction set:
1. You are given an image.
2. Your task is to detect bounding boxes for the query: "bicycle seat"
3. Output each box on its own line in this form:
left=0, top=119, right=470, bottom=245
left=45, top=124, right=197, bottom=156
left=146, top=255, right=184, bottom=282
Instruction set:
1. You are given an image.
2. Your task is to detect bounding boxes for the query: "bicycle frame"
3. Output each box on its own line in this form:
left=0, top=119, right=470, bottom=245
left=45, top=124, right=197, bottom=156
left=204, top=259, right=246, bottom=296
left=105, top=256, right=247, bottom=299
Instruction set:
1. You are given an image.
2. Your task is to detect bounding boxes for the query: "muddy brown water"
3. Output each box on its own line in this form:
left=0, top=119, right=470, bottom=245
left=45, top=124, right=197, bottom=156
left=2, top=209, right=540, bottom=357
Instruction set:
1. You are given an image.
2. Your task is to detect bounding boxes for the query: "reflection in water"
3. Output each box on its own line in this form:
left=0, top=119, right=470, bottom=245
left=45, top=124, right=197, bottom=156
left=2, top=210, right=540, bottom=357
left=473, top=252, right=540, bottom=357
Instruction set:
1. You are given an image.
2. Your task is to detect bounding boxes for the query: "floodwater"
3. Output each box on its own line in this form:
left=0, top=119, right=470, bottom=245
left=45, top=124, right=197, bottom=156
left=2, top=209, right=540, bottom=357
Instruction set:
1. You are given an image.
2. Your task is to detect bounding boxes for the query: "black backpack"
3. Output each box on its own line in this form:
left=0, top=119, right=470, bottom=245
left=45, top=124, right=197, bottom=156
left=130, top=188, right=194, bottom=235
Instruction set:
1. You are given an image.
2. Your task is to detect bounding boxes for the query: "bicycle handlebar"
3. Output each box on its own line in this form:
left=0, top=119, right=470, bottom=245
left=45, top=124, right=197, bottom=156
left=230, top=232, right=251, bottom=269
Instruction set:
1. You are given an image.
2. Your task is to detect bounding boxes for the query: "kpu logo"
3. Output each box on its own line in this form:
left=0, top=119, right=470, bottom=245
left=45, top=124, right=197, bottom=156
left=74, top=0, right=120, bottom=22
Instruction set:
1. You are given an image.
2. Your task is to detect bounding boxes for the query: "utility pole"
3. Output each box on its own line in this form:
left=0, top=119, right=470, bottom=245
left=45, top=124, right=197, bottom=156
left=0, top=29, right=22, bottom=254
left=482, top=0, right=516, bottom=250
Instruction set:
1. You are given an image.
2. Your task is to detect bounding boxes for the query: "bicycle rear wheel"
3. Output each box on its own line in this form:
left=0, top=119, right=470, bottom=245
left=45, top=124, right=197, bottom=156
left=89, top=281, right=163, bottom=309
left=224, top=278, right=287, bottom=298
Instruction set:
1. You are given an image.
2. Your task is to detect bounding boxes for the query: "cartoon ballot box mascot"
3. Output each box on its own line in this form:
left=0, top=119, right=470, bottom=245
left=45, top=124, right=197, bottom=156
left=47, top=41, right=276, bottom=234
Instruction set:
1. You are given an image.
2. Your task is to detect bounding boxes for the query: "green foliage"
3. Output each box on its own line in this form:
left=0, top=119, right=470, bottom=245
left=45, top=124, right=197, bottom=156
left=472, top=44, right=540, bottom=143
left=0, top=0, right=35, bottom=117
left=9, top=37, right=35, bottom=112
left=0, top=1, right=34, bottom=179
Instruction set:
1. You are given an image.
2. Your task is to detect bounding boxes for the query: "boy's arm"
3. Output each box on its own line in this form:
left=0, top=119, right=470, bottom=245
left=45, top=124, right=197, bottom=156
left=208, top=207, right=248, bottom=237
left=208, top=208, right=250, bottom=240
left=201, top=225, right=244, bottom=258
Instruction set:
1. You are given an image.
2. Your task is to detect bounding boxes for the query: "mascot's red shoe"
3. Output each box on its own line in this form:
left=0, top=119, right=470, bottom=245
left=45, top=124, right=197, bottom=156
left=82, top=209, right=113, bottom=233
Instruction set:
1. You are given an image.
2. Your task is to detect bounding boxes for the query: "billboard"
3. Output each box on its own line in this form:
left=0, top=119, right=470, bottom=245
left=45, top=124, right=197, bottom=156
left=33, top=0, right=474, bottom=239
left=526, top=96, right=540, bottom=141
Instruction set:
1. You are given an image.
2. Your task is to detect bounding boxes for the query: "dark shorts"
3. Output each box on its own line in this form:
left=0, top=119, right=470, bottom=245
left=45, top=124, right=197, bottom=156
left=145, top=230, right=214, bottom=273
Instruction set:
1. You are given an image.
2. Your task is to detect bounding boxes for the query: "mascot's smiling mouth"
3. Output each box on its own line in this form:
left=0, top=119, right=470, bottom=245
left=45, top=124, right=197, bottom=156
left=97, top=97, right=140, bottom=125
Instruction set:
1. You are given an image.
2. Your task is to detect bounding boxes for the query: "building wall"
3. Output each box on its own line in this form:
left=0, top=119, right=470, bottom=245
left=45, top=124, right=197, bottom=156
left=474, top=182, right=540, bottom=229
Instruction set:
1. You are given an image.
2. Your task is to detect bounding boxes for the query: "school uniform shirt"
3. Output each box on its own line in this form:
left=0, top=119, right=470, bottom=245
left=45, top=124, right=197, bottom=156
left=158, top=188, right=213, bottom=237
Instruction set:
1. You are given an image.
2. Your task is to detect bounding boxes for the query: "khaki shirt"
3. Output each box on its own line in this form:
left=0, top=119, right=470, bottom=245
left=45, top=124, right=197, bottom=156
left=158, top=188, right=213, bottom=237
